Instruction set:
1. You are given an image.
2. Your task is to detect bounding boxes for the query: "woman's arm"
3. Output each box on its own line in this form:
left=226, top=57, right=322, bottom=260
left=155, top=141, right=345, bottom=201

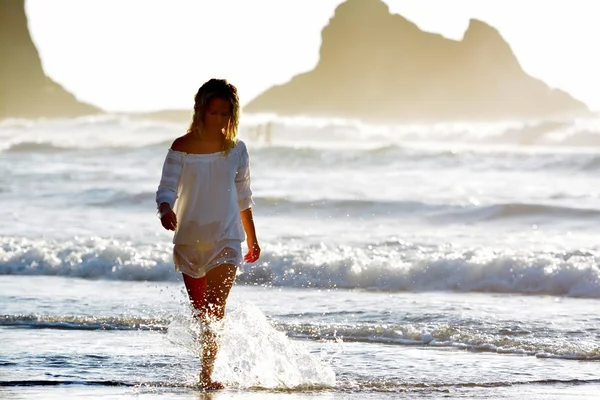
left=241, top=208, right=260, bottom=263
left=156, top=143, right=184, bottom=231
left=235, top=141, right=259, bottom=263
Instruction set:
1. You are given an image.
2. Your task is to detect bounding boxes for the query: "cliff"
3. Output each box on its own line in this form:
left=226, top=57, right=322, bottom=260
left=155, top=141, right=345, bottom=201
left=244, top=0, right=590, bottom=122
left=0, top=0, right=100, bottom=118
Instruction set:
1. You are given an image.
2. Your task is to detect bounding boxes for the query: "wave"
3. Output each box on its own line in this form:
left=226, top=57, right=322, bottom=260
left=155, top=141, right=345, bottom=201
left=3, top=113, right=600, bottom=144
left=71, top=187, right=446, bottom=214
left=6, top=138, right=600, bottom=177
left=437, top=202, right=600, bottom=222
left=2, top=140, right=169, bottom=155
left=494, top=119, right=600, bottom=147
left=494, top=120, right=572, bottom=145
left=252, top=197, right=444, bottom=217
left=82, top=189, right=600, bottom=223
left=57, top=175, right=600, bottom=220
left=277, top=322, right=600, bottom=361
left=3, top=141, right=73, bottom=153
left=3, top=115, right=600, bottom=174
left=2, top=313, right=599, bottom=362
left=1, top=236, right=599, bottom=298
left=0, top=380, right=134, bottom=387
left=0, top=237, right=176, bottom=281
left=240, top=246, right=600, bottom=298
left=2, top=377, right=600, bottom=392
left=79, top=189, right=157, bottom=207
left=263, top=198, right=600, bottom=222
left=0, top=314, right=166, bottom=331
left=0, top=113, right=182, bottom=131
left=154, top=141, right=600, bottom=172
left=272, top=199, right=600, bottom=222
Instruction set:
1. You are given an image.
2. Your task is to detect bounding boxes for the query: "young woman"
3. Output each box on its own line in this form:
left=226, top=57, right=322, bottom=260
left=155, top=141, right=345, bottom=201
left=156, top=79, right=260, bottom=390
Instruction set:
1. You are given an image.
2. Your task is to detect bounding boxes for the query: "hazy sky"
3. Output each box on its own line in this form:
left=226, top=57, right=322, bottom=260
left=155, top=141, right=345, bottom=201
left=26, top=0, right=600, bottom=113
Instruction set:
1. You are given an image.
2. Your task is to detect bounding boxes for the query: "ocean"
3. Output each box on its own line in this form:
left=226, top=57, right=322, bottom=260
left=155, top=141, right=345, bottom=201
left=1, top=114, right=599, bottom=399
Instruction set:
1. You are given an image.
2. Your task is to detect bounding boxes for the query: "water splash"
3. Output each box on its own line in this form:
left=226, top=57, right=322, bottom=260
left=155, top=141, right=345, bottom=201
left=166, top=300, right=336, bottom=390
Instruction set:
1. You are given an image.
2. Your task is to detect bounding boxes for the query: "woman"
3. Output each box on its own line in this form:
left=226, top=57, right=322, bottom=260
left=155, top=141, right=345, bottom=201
left=156, top=78, right=260, bottom=390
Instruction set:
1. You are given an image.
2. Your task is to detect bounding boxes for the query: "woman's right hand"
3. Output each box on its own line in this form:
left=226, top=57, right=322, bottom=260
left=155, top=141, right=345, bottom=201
left=159, top=204, right=177, bottom=231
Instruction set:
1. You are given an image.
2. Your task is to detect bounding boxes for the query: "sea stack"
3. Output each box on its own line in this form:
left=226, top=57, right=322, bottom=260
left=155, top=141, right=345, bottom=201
left=0, top=0, right=101, bottom=118
left=244, top=0, right=590, bottom=122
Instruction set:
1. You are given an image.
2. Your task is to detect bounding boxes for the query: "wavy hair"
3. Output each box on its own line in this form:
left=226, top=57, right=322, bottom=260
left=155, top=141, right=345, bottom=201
left=187, top=79, right=240, bottom=154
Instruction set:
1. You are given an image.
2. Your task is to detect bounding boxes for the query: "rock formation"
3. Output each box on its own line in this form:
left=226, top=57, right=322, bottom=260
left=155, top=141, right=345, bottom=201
left=244, top=0, right=590, bottom=122
left=0, top=0, right=100, bottom=118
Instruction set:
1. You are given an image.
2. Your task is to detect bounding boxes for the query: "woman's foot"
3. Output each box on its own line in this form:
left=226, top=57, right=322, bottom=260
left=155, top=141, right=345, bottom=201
left=200, top=380, right=224, bottom=391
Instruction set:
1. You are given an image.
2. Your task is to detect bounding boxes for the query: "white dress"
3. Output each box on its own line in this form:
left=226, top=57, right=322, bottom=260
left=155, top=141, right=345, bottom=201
left=155, top=140, right=254, bottom=278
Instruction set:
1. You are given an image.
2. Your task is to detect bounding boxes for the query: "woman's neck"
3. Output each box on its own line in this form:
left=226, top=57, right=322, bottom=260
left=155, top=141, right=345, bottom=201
left=200, top=129, right=224, bottom=142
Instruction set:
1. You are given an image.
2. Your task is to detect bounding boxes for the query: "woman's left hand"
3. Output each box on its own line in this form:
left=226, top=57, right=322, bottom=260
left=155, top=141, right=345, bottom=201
left=244, top=240, right=261, bottom=263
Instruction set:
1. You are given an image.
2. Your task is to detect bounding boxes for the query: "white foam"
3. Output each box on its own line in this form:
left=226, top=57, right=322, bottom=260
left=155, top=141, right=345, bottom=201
left=2, top=236, right=600, bottom=298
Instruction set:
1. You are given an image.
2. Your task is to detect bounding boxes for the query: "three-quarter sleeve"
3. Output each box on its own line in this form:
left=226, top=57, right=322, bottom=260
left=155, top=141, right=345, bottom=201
left=235, top=141, right=254, bottom=211
left=156, top=150, right=184, bottom=209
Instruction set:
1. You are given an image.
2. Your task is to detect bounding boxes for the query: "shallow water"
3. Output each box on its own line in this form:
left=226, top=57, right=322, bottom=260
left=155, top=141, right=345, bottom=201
left=2, top=276, right=600, bottom=398
left=1, top=115, right=600, bottom=398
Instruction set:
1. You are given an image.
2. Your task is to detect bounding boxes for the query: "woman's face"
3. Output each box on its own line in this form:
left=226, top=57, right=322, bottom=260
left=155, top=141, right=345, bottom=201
left=203, top=97, right=232, bottom=133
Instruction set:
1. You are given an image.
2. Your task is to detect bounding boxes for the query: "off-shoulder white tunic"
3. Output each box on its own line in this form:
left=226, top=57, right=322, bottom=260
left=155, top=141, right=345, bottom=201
left=156, top=140, right=253, bottom=278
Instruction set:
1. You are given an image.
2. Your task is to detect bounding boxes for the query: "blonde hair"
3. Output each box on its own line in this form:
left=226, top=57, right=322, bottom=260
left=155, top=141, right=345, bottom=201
left=187, top=79, right=240, bottom=155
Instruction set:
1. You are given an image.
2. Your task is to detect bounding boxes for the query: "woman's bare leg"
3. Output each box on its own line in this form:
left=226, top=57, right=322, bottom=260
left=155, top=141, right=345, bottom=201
left=183, top=264, right=237, bottom=389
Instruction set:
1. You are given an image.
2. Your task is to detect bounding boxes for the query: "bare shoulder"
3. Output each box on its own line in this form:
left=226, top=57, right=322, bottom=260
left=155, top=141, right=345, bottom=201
left=170, top=134, right=192, bottom=152
left=236, top=139, right=247, bottom=152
